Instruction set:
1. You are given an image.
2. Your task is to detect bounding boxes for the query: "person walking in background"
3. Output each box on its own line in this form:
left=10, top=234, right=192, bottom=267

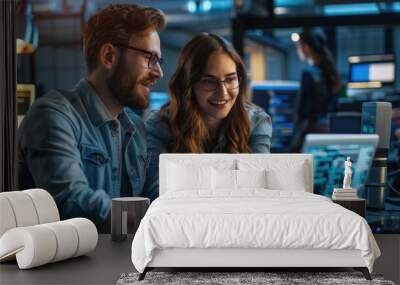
left=145, top=33, right=272, bottom=197
left=290, top=28, right=341, bottom=152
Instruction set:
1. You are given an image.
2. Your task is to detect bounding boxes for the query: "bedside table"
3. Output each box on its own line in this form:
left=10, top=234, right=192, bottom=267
left=332, top=198, right=366, bottom=218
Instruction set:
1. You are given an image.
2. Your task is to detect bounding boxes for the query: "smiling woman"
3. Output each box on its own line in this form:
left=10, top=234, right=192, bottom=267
left=193, top=51, right=241, bottom=139
left=144, top=33, right=273, bottom=198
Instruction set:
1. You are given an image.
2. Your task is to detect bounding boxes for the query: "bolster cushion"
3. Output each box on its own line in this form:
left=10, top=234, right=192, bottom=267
left=0, top=189, right=60, bottom=237
left=0, top=218, right=98, bottom=269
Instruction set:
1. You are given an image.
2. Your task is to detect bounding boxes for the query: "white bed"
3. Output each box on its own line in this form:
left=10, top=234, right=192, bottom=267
left=131, top=154, right=380, bottom=280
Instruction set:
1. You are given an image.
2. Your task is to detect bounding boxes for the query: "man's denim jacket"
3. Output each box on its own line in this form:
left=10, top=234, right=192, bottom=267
left=144, top=103, right=273, bottom=198
left=18, top=79, right=153, bottom=224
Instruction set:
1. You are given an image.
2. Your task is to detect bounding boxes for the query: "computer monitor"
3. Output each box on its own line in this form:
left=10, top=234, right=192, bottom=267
left=348, top=54, right=396, bottom=89
left=17, top=84, right=35, bottom=126
left=328, top=112, right=361, bottom=133
left=302, top=134, right=379, bottom=197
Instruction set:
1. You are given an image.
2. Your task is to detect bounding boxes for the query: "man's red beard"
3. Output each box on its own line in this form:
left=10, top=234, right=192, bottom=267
left=107, top=58, right=149, bottom=110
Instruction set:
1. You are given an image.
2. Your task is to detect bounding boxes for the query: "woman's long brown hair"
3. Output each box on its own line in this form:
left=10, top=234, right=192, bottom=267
left=161, top=33, right=251, bottom=153
left=299, top=30, right=341, bottom=94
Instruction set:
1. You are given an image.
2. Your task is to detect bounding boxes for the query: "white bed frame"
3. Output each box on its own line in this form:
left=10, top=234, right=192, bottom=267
left=140, top=154, right=371, bottom=280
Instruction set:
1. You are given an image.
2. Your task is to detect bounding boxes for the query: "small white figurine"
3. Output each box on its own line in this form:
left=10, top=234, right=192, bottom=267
left=342, top=157, right=352, bottom=189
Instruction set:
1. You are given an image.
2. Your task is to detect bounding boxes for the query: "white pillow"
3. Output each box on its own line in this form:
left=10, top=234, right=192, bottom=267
left=266, top=166, right=307, bottom=192
left=211, top=168, right=268, bottom=191
left=212, top=168, right=237, bottom=190
left=237, top=169, right=268, bottom=189
left=237, top=159, right=308, bottom=192
left=167, top=162, right=212, bottom=191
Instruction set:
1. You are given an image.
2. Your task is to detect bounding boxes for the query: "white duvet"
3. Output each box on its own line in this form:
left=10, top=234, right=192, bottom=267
left=131, top=190, right=380, bottom=273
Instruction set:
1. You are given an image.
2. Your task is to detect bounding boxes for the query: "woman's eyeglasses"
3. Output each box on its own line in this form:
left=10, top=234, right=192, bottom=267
left=113, top=44, right=163, bottom=69
left=197, top=75, right=240, bottom=92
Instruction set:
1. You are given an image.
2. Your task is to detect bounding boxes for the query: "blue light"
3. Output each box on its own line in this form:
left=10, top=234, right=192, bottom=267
left=324, top=3, right=379, bottom=16
left=393, top=2, right=400, bottom=12
left=187, top=0, right=197, bottom=13
left=252, top=85, right=299, bottom=91
left=210, top=0, right=232, bottom=10
left=351, top=64, right=370, bottom=82
left=149, top=92, right=170, bottom=111
left=275, top=0, right=310, bottom=6
left=200, top=0, right=212, bottom=12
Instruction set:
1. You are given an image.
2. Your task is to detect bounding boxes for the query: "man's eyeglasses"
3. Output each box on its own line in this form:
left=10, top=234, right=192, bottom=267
left=113, top=44, right=163, bottom=69
left=197, top=75, right=240, bottom=92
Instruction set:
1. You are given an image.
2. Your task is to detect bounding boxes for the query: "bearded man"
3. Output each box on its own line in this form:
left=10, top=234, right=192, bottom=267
left=17, top=4, right=165, bottom=231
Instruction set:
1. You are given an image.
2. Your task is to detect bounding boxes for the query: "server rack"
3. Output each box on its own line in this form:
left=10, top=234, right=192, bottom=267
left=251, top=81, right=299, bottom=153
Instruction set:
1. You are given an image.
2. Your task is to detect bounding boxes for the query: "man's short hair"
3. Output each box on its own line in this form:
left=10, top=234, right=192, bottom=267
left=83, top=4, right=166, bottom=73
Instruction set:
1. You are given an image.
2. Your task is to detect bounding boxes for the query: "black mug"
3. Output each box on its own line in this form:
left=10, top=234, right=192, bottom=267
left=111, top=197, right=150, bottom=242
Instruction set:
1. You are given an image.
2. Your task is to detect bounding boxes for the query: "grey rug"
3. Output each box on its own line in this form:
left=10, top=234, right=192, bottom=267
left=116, top=272, right=396, bottom=285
